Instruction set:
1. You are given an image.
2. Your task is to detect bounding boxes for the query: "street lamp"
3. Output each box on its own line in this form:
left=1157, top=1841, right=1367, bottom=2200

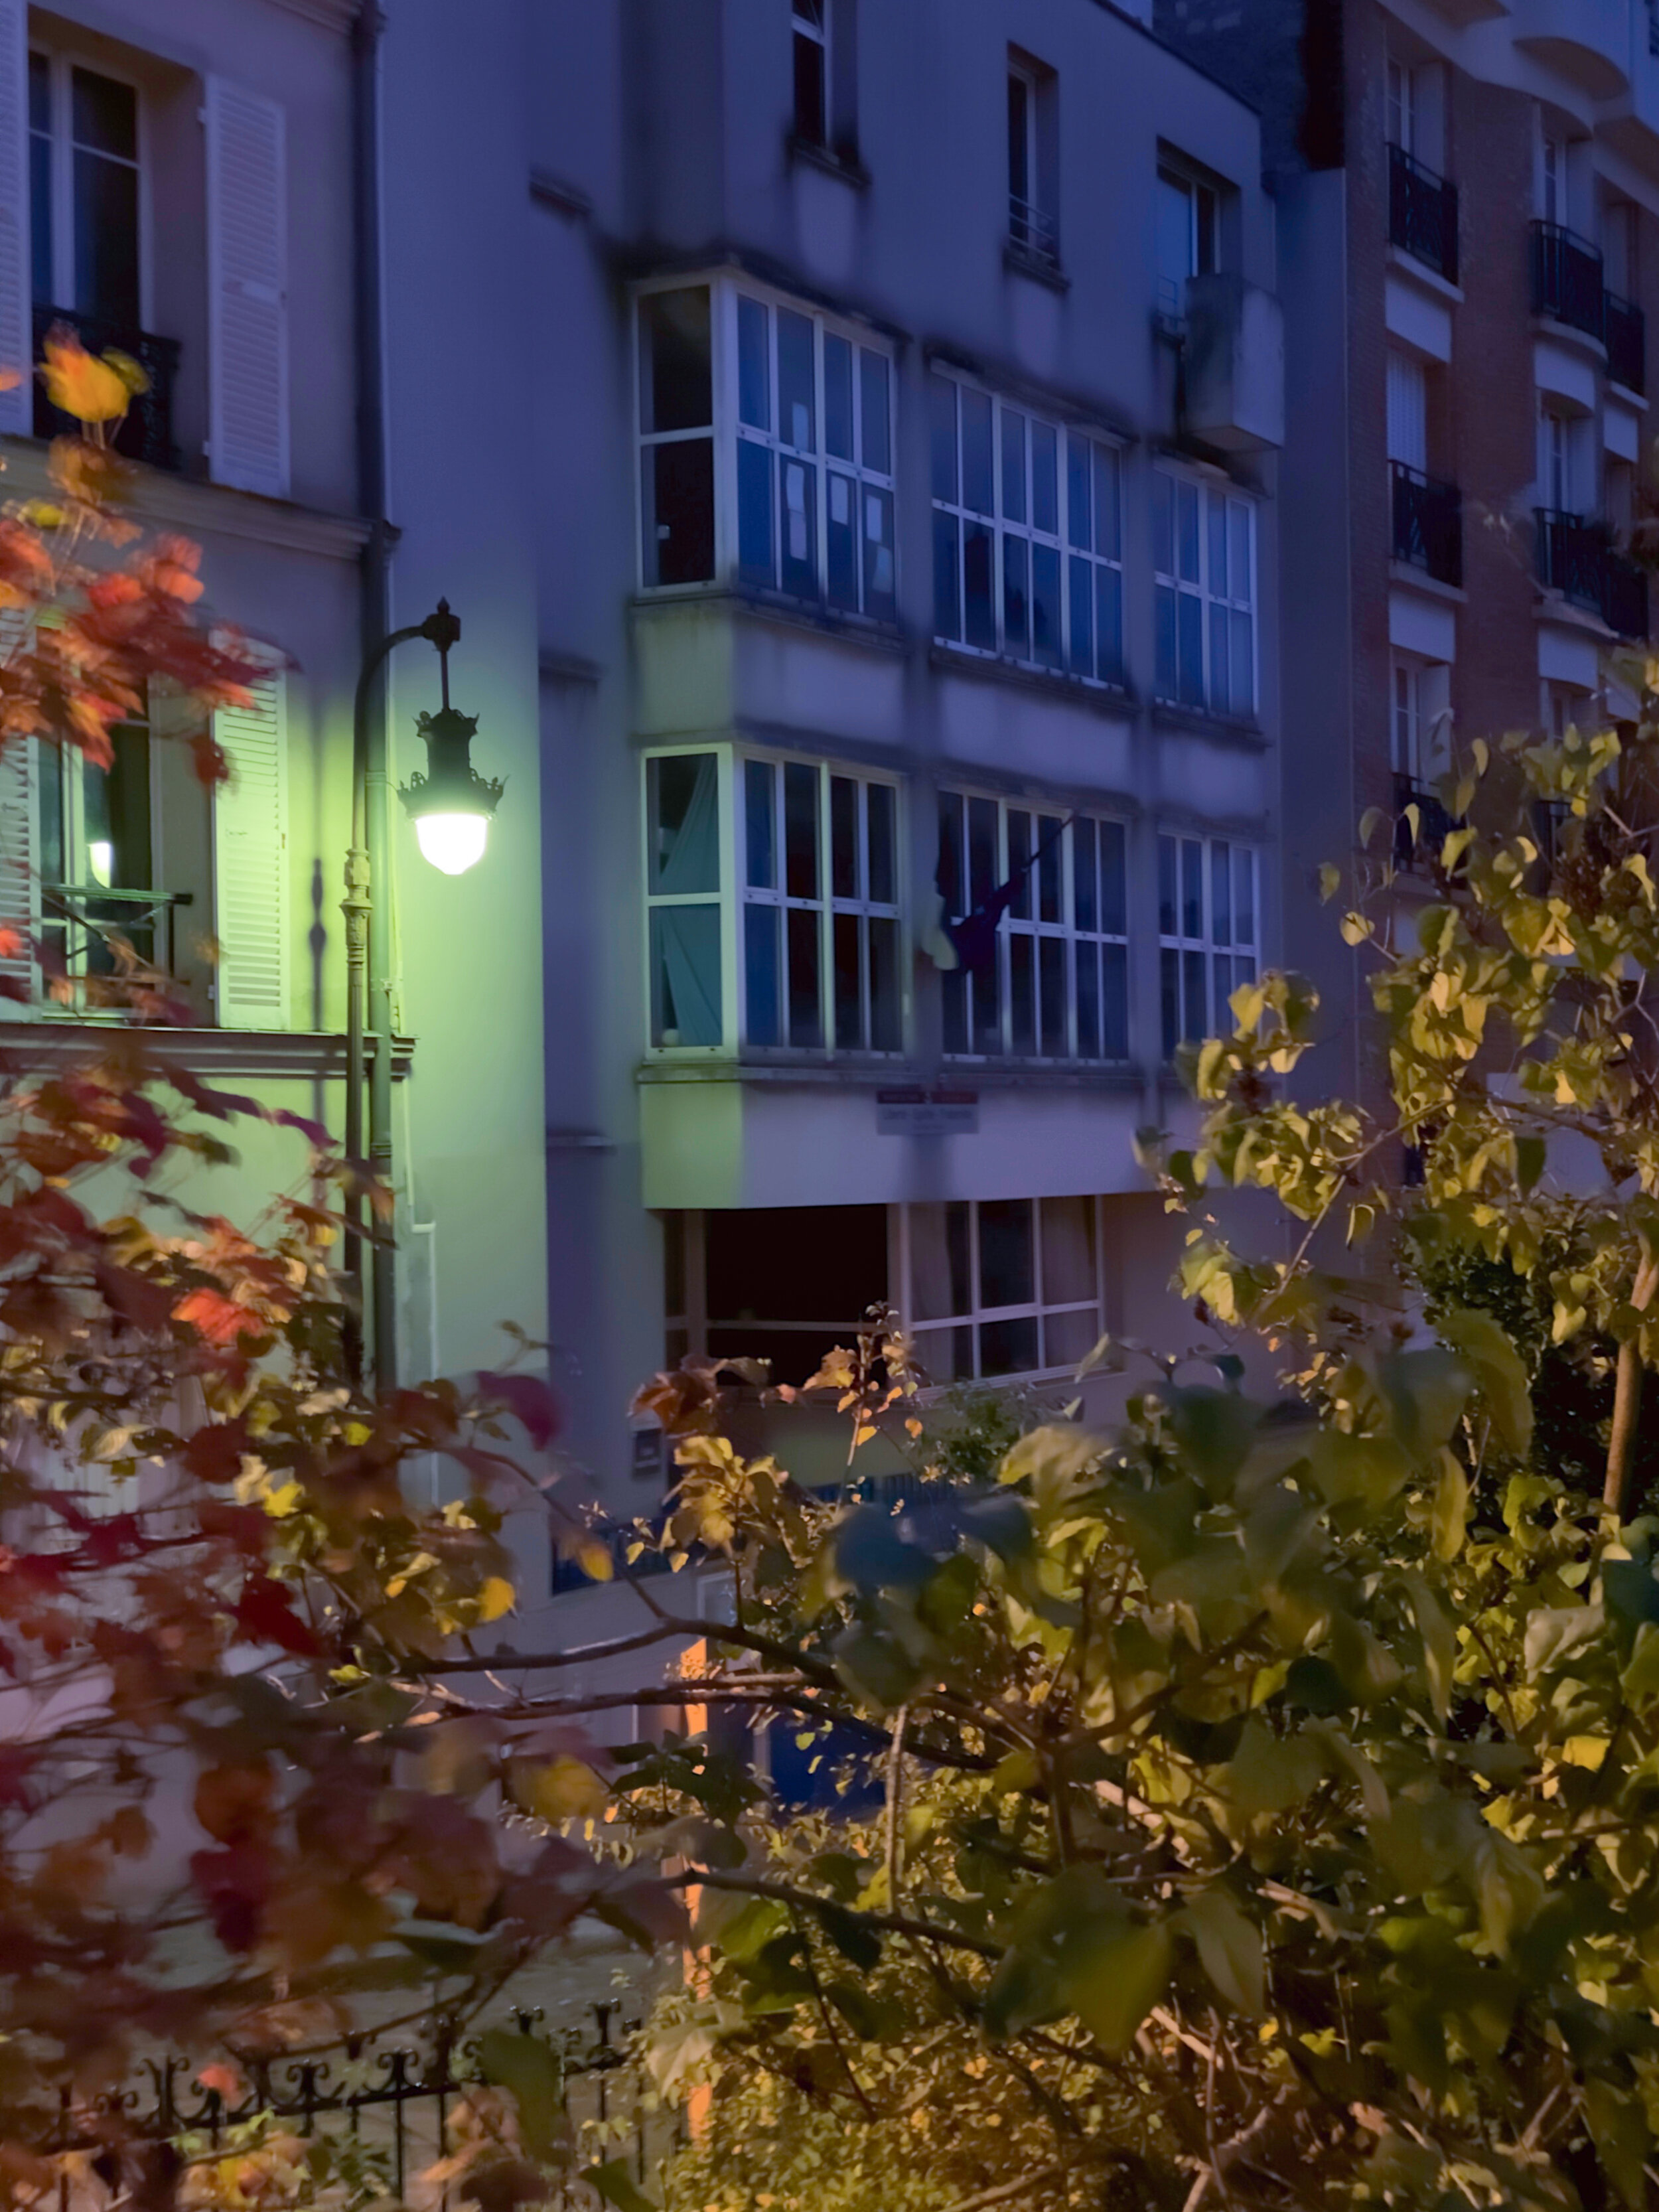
left=344, top=597, right=500, bottom=1386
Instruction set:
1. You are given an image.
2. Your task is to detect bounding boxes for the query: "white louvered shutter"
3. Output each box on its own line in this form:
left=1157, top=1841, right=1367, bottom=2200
left=212, top=647, right=289, bottom=1028
left=0, top=0, right=29, bottom=436
left=205, top=80, right=289, bottom=497
left=0, top=731, right=36, bottom=1003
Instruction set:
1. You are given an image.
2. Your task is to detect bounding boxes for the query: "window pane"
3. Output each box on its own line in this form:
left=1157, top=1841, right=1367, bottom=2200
left=1070, top=819, right=1097, bottom=934
left=1178, top=481, right=1201, bottom=581
left=964, top=521, right=996, bottom=651
left=1235, top=848, right=1256, bottom=946
left=1066, top=434, right=1091, bottom=550
left=914, top=1324, right=974, bottom=1383
left=745, top=903, right=782, bottom=1045
left=1153, top=471, right=1175, bottom=576
left=1230, top=610, right=1254, bottom=716
left=1182, top=840, right=1204, bottom=939
left=867, top=784, right=895, bottom=905
left=1100, top=822, right=1127, bottom=937
left=929, top=376, right=958, bottom=502
left=1032, top=421, right=1058, bottom=536
left=1032, top=544, right=1062, bottom=668
left=737, top=437, right=774, bottom=587
left=1158, top=836, right=1178, bottom=938
left=824, top=332, right=854, bottom=460
left=1007, top=70, right=1029, bottom=204
left=645, top=438, right=715, bottom=585
left=968, top=798, right=998, bottom=911
left=1044, top=1307, right=1100, bottom=1368
left=1157, top=169, right=1193, bottom=312
left=1209, top=603, right=1229, bottom=712
left=1155, top=583, right=1177, bottom=698
left=744, top=759, right=776, bottom=888
left=1041, top=1195, right=1096, bottom=1303
left=938, top=792, right=965, bottom=917
left=29, top=54, right=50, bottom=309
left=1212, top=952, right=1232, bottom=1025
left=1096, top=567, right=1123, bottom=684
left=981, top=1315, right=1040, bottom=1377
left=650, top=753, right=721, bottom=893
left=1009, top=932, right=1035, bottom=1055
left=833, top=911, right=861, bottom=1046
left=1161, top=946, right=1180, bottom=1059
left=1007, top=811, right=1032, bottom=921
left=933, top=508, right=962, bottom=640
left=1211, top=843, right=1232, bottom=947
left=830, top=775, right=859, bottom=900
left=1076, top=942, right=1100, bottom=1058
left=826, top=470, right=857, bottom=608
left=779, top=455, right=817, bottom=597
left=1039, top=936, right=1066, bottom=1055
left=1183, top=948, right=1206, bottom=1041
left=911, top=1202, right=972, bottom=1321
left=1094, top=446, right=1121, bottom=557
left=794, top=27, right=827, bottom=143
left=860, top=350, right=891, bottom=474
left=972, top=954, right=1000, bottom=1054
left=785, top=763, right=820, bottom=899
left=1230, top=503, right=1252, bottom=603
left=652, top=906, right=722, bottom=1046
left=961, top=386, right=994, bottom=516
left=1208, top=494, right=1227, bottom=598
left=1003, top=533, right=1029, bottom=657
left=1101, top=944, right=1128, bottom=1058
left=1178, top=593, right=1204, bottom=705
left=639, top=289, right=711, bottom=433
left=980, top=1198, right=1035, bottom=1307
left=943, top=968, right=970, bottom=1053
left=74, top=149, right=138, bottom=325
left=1068, top=555, right=1093, bottom=676
left=778, top=309, right=816, bottom=451
left=869, top=917, right=901, bottom=1051
left=737, top=297, right=770, bottom=429
left=72, top=66, right=135, bottom=159
left=862, top=486, right=896, bottom=619
left=788, top=906, right=823, bottom=1047
left=1038, top=822, right=1061, bottom=922
left=1001, top=409, right=1027, bottom=523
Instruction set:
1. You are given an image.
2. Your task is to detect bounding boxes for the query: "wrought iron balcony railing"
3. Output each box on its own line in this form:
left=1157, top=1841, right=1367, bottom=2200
left=1008, top=194, right=1060, bottom=271
left=1391, top=461, right=1463, bottom=587
left=31, top=305, right=180, bottom=471
left=1393, top=772, right=1463, bottom=872
left=1605, top=287, right=1646, bottom=395
left=1388, top=143, right=1458, bottom=284
left=38, top=884, right=192, bottom=992
left=1534, top=508, right=1649, bottom=636
left=1530, top=220, right=1605, bottom=343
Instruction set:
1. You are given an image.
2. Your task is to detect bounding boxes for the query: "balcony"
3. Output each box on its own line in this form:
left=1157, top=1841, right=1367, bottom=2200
left=1393, top=773, right=1463, bottom=873
left=1008, top=194, right=1060, bottom=275
left=1605, top=289, right=1646, bottom=395
left=37, top=884, right=192, bottom=1002
left=1530, top=222, right=1605, bottom=344
left=1511, top=0, right=1632, bottom=99
left=1392, top=462, right=1463, bottom=588
left=32, top=306, right=180, bottom=472
left=1388, top=143, right=1459, bottom=284
left=1534, top=508, right=1650, bottom=637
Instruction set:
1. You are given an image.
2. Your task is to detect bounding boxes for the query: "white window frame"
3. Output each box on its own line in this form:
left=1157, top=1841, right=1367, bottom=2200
left=1386, top=58, right=1417, bottom=157
left=1158, top=832, right=1258, bottom=1057
left=930, top=371, right=1124, bottom=684
left=29, top=42, right=149, bottom=325
left=1153, top=467, right=1258, bottom=717
left=899, top=1195, right=1108, bottom=1385
left=634, top=274, right=899, bottom=611
left=1155, top=161, right=1218, bottom=318
left=737, top=753, right=904, bottom=1057
left=642, top=745, right=736, bottom=1055
left=937, top=790, right=1131, bottom=1065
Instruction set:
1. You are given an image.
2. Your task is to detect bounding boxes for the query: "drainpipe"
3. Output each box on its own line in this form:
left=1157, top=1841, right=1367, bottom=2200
left=352, top=0, right=399, bottom=1390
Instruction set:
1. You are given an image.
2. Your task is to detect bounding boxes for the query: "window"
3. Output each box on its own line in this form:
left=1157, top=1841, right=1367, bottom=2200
left=930, top=374, right=1123, bottom=682
left=1158, top=834, right=1258, bottom=1055
left=1391, top=656, right=1450, bottom=783
left=704, top=1203, right=889, bottom=1382
left=1607, top=452, right=1636, bottom=537
left=1386, top=350, right=1427, bottom=472
left=741, top=758, right=901, bottom=1053
left=1386, top=58, right=1417, bottom=157
left=36, top=707, right=160, bottom=988
left=644, top=747, right=904, bottom=1057
left=792, top=0, right=828, bottom=145
left=1007, top=58, right=1056, bottom=266
left=1152, top=470, right=1257, bottom=716
left=1155, top=163, right=1218, bottom=317
left=636, top=279, right=897, bottom=611
left=937, top=793, right=1129, bottom=1063
left=736, top=293, right=895, bottom=618
left=906, top=1196, right=1102, bottom=1381
left=1539, top=402, right=1575, bottom=513
left=29, top=49, right=141, bottom=327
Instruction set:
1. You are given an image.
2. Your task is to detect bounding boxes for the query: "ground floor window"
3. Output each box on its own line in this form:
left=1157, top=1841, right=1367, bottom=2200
left=904, top=1195, right=1102, bottom=1381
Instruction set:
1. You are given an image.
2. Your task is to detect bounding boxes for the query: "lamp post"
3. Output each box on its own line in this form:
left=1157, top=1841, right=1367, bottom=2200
left=344, top=598, right=500, bottom=1388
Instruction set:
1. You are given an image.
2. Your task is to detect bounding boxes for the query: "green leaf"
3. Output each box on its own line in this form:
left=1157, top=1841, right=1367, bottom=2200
left=1403, top=1572, right=1457, bottom=1724
left=586, top=2159, right=658, bottom=2212
left=1436, top=1308, right=1533, bottom=1454
left=1584, top=2078, right=1651, bottom=2209
left=474, top=2028, right=563, bottom=2165
left=1182, top=1887, right=1264, bottom=2016
left=1067, top=1919, right=1173, bottom=2052
left=1430, top=1451, right=1470, bottom=1562
left=831, top=1623, right=927, bottom=1710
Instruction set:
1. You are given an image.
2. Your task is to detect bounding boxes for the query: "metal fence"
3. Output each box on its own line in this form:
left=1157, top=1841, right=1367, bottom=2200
left=48, top=2006, right=680, bottom=2212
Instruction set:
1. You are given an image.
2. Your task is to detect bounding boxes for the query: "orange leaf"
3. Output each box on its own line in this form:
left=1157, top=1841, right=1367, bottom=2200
left=38, top=330, right=130, bottom=423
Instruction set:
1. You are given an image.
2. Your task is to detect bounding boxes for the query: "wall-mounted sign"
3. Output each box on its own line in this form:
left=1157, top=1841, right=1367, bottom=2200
left=876, top=1086, right=979, bottom=1136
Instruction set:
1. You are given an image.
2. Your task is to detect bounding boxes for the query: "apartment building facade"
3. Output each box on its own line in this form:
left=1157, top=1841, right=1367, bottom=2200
left=0, top=0, right=549, bottom=1534
left=1157, top=0, right=1659, bottom=1102
left=374, top=0, right=1285, bottom=1536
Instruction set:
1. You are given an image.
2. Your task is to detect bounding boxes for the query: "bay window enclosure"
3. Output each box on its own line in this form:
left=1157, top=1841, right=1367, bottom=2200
left=1152, top=469, right=1258, bottom=717
left=644, top=747, right=904, bottom=1056
left=930, top=373, right=1123, bottom=683
left=906, top=1195, right=1104, bottom=1382
left=938, top=792, right=1129, bottom=1063
left=1158, top=833, right=1258, bottom=1055
left=636, top=277, right=897, bottom=615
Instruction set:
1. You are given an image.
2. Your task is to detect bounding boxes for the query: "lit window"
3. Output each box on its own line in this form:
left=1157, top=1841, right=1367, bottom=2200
left=906, top=1196, right=1102, bottom=1382
left=792, top=0, right=828, bottom=146
left=736, top=295, right=895, bottom=618
left=937, top=793, right=1129, bottom=1063
left=930, top=374, right=1123, bottom=682
left=1155, top=163, right=1218, bottom=318
left=1152, top=469, right=1257, bottom=716
left=1158, top=834, right=1257, bottom=1056
left=36, top=704, right=159, bottom=987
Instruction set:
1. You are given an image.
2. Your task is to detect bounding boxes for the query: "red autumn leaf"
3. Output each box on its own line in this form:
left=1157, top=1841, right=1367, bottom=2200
left=188, top=729, right=230, bottom=787
left=476, top=1371, right=563, bottom=1451
left=235, top=1576, right=321, bottom=1656
left=173, top=1288, right=261, bottom=1347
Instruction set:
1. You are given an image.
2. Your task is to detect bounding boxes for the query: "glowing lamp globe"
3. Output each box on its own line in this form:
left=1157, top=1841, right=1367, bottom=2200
left=397, top=703, right=504, bottom=877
